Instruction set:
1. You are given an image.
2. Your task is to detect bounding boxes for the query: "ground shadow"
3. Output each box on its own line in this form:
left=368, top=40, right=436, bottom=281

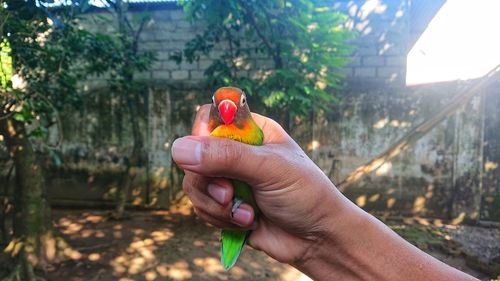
left=46, top=203, right=308, bottom=281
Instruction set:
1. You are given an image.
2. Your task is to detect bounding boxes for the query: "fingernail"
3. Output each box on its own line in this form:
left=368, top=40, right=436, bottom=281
left=233, top=206, right=253, bottom=226
left=172, top=137, right=201, bottom=165
left=207, top=184, right=226, bottom=204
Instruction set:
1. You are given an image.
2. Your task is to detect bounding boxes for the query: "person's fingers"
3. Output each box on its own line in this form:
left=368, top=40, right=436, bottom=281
left=206, top=178, right=233, bottom=205
left=183, top=177, right=231, bottom=221
left=173, top=136, right=295, bottom=187
left=183, top=173, right=232, bottom=208
left=193, top=208, right=236, bottom=229
left=231, top=203, right=255, bottom=227
left=195, top=204, right=256, bottom=229
left=192, top=104, right=211, bottom=136
left=250, top=112, right=289, bottom=144
left=183, top=173, right=233, bottom=205
left=182, top=173, right=255, bottom=227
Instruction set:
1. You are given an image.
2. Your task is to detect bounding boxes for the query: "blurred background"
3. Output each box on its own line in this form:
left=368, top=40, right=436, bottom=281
left=0, top=0, right=499, bottom=280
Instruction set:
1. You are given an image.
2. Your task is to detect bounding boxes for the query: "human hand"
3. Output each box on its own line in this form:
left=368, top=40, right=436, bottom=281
left=171, top=104, right=344, bottom=265
left=172, top=105, right=479, bottom=281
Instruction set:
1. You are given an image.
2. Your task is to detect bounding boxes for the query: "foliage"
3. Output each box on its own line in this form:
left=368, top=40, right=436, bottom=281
left=0, top=39, right=12, bottom=89
left=88, top=0, right=156, bottom=93
left=173, top=0, right=355, bottom=122
left=0, top=3, right=127, bottom=278
left=391, top=224, right=445, bottom=250
left=0, top=0, right=123, bottom=137
left=0, top=1, right=155, bottom=222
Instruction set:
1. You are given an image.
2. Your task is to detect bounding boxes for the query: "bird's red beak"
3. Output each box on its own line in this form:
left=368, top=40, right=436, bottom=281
left=218, top=99, right=237, bottom=125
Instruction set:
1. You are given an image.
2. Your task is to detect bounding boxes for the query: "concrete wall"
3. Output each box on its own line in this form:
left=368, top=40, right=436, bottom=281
left=1, top=1, right=498, bottom=221
left=312, top=84, right=487, bottom=221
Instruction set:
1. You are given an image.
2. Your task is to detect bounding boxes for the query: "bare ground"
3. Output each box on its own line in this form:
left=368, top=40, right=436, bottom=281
left=39, top=204, right=498, bottom=281
left=47, top=204, right=308, bottom=281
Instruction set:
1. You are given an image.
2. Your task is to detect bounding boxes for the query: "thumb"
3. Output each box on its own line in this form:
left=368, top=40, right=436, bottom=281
left=172, top=136, right=283, bottom=186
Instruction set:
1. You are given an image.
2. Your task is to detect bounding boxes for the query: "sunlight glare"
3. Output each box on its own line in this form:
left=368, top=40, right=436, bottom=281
left=192, top=257, right=224, bottom=275
left=407, top=0, right=500, bottom=85
left=280, top=266, right=313, bottom=281
left=307, top=140, right=321, bottom=151
left=373, top=118, right=388, bottom=129
left=356, top=195, right=367, bottom=207
left=160, top=261, right=192, bottom=281
left=450, top=212, right=466, bottom=225
left=88, top=253, right=100, bottom=261
left=375, top=162, right=392, bottom=176
left=412, top=196, right=426, bottom=213
left=145, top=271, right=157, bottom=281
left=387, top=197, right=396, bottom=208
left=484, top=161, right=498, bottom=172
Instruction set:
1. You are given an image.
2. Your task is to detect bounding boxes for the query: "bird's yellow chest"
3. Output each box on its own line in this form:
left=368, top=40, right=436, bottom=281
left=210, top=123, right=263, bottom=146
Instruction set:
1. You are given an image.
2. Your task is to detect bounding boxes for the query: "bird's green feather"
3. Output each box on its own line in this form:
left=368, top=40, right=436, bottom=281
left=211, top=120, right=263, bottom=271
left=221, top=222, right=249, bottom=270
left=220, top=175, right=260, bottom=270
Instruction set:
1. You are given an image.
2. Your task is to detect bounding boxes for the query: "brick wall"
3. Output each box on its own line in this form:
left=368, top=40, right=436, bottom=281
left=335, top=0, right=410, bottom=87
left=87, top=1, right=411, bottom=88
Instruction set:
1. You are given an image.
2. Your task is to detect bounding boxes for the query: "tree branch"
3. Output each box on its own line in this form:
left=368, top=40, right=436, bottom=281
left=123, top=16, right=135, bottom=36
left=237, top=0, right=277, bottom=63
left=132, top=17, right=148, bottom=53
left=0, top=12, right=10, bottom=34
left=224, top=27, right=238, bottom=76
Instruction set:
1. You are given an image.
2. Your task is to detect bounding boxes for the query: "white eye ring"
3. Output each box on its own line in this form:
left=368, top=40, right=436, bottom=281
left=240, top=95, right=247, bottom=106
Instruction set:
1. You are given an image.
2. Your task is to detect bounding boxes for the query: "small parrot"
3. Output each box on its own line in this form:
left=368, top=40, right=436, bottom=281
left=208, top=87, right=264, bottom=270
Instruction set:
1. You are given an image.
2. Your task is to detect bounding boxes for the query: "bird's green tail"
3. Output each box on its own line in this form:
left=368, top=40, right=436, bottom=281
left=221, top=229, right=249, bottom=270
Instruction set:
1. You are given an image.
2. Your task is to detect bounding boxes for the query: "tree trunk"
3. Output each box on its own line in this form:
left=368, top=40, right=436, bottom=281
left=0, top=118, right=79, bottom=280
left=112, top=0, right=146, bottom=219
left=113, top=94, right=144, bottom=219
left=278, top=107, right=291, bottom=133
left=0, top=198, right=8, bottom=247
left=0, top=164, right=13, bottom=248
left=113, top=160, right=135, bottom=219
left=113, top=141, right=141, bottom=219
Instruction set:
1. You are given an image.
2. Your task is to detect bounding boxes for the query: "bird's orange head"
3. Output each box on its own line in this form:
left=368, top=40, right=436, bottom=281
left=209, top=87, right=250, bottom=128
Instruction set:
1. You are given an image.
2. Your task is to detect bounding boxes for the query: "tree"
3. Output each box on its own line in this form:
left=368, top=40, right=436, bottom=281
left=88, top=0, right=155, bottom=219
left=173, top=0, right=355, bottom=130
left=0, top=1, right=123, bottom=279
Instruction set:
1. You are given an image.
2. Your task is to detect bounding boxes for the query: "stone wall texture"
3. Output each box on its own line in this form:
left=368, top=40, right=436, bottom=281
left=1, top=0, right=499, bottom=222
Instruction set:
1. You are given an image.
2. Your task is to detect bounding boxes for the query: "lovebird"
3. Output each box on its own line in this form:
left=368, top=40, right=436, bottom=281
left=208, top=87, right=264, bottom=270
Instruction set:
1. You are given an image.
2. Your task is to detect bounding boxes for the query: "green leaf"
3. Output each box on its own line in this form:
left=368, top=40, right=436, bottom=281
left=13, top=113, right=26, bottom=122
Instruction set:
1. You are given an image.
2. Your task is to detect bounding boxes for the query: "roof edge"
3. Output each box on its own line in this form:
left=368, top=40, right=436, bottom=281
left=85, top=2, right=181, bottom=13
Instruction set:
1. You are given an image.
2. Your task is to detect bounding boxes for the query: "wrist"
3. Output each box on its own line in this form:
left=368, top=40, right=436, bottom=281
left=292, top=189, right=373, bottom=281
left=292, top=188, right=477, bottom=281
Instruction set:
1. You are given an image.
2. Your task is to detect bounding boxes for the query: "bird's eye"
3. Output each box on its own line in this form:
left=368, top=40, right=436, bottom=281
left=240, top=95, right=246, bottom=106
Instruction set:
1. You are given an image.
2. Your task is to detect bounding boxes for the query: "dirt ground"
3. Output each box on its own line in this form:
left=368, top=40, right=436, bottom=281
left=48, top=205, right=308, bottom=281
left=44, top=205, right=498, bottom=281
